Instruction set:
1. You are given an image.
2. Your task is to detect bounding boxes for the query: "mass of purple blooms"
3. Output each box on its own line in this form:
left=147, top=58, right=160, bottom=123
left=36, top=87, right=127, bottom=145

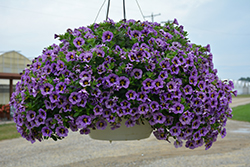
left=10, top=18, right=237, bottom=150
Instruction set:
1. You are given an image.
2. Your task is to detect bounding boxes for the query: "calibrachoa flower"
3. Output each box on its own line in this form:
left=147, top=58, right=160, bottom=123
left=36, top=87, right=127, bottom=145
left=11, top=18, right=236, bottom=150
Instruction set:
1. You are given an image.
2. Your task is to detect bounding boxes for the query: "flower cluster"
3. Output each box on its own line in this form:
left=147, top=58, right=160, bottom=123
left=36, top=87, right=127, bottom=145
left=11, top=18, right=236, bottom=149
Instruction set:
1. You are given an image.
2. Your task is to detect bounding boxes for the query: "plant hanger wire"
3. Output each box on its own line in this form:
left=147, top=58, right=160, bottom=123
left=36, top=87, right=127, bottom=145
left=94, top=0, right=129, bottom=23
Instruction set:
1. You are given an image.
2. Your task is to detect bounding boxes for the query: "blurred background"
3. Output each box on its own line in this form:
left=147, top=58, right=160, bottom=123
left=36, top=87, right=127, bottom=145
left=0, top=0, right=249, bottom=119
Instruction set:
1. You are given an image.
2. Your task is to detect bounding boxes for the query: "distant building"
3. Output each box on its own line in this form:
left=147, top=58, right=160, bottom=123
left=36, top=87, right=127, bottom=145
left=0, top=51, right=31, bottom=104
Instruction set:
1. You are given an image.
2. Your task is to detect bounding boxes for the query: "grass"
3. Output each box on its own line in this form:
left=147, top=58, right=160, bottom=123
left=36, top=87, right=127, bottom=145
left=231, top=103, right=250, bottom=122
left=233, top=94, right=250, bottom=98
left=0, top=123, right=21, bottom=141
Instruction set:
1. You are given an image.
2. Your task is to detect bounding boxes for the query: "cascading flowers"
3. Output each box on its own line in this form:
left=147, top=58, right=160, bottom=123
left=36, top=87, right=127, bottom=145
left=11, top=18, right=237, bottom=150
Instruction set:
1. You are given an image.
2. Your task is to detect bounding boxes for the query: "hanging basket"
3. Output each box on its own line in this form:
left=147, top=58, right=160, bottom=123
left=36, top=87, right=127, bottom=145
left=89, top=119, right=153, bottom=141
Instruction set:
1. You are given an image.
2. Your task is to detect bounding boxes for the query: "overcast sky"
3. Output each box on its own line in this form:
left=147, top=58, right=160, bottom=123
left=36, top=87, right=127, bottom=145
left=0, top=0, right=249, bottom=80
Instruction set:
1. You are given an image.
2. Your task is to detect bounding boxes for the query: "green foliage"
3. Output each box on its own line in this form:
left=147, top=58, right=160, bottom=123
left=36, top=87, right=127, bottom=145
left=231, top=103, right=250, bottom=122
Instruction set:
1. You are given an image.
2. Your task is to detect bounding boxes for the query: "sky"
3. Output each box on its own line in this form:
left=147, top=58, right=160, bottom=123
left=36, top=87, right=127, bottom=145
left=0, top=0, right=249, bottom=80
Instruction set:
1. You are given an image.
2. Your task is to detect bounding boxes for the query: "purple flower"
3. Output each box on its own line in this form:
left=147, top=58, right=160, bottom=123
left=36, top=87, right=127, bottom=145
left=166, top=81, right=177, bottom=92
left=174, top=140, right=183, bottom=148
left=102, top=31, right=113, bottom=42
left=79, top=78, right=91, bottom=87
left=138, top=103, right=149, bottom=115
left=93, top=105, right=103, bottom=116
left=96, top=49, right=105, bottom=57
left=153, top=112, right=166, bottom=124
left=150, top=101, right=160, bottom=112
left=96, top=120, right=107, bottom=130
left=66, top=52, right=76, bottom=61
left=165, top=116, right=174, bottom=126
left=173, top=18, right=179, bottom=25
left=126, top=90, right=137, bottom=100
left=69, top=92, right=81, bottom=105
left=125, top=119, right=136, bottom=127
left=26, top=110, right=36, bottom=122
left=153, top=128, right=167, bottom=140
left=152, top=78, right=164, bottom=90
left=131, top=30, right=141, bottom=38
left=158, top=71, right=168, bottom=80
left=169, top=126, right=181, bottom=136
left=55, top=82, right=66, bottom=93
left=40, top=83, right=54, bottom=96
left=192, top=120, right=200, bottom=129
left=35, top=114, right=45, bottom=126
left=41, top=126, right=52, bottom=137
left=183, top=85, right=193, bottom=95
left=73, top=37, right=85, bottom=48
left=189, top=75, right=198, bottom=86
left=76, top=115, right=91, bottom=128
left=119, top=76, right=130, bottom=88
left=145, top=63, right=155, bottom=72
left=56, top=126, right=68, bottom=137
left=131, top=68, right=143, bottom=79
left=107, top=73, right=119, bottom=86
left=142, top=78, right=153, bottom=90
left=220, top=128, right=226, bottom=138
left=80, top=128, right=90, bottom=135
left=49, top=92, right=60, bottom=103
left=137, top=91, right=148, bottom=102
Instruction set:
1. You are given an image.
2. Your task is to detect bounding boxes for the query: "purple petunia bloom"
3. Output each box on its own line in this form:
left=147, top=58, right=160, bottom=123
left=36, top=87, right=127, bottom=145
left=119, top=76, right=130, bottom=88
left=96, top=49, right=105, bottom=57
left=145, top=63, right=155, bottom=72
left=49, top=92, right=60, bottom=103
left=153, top=112, right=166, bottom=124
left=179, top=114, right=191, bottom=125
left=150, top=101, right=160, bottom=112
left=66, top=52, right=76, bottom=61
left=125, top=119, right=136, bottom=128
left=35, top=114, right=45, bottom=126
left=174, top=139, right=183, bottom=148
left=192, top=120, right=201, bottom=129
left=138, top=103, right=149, bottom=115
left=131, top=68, right=143, bottom=79
left=73, top=37, right=85, bottom=48
left=96, top=120, right=107, bottom=130
left=69, top=92, right=81, bottom=105
left=55, top=82, right=66, bottom=93
left=152, top=78, right=164, bottom=90
left=107, top=73, right=119, bottom=87
left=131, top=30, right=141, bottom=38
left=41, top=126, right=52, bottom=137
left=76, top=115, right=91, bottom=128
left=170, top=102, right=184, bottom=114
left=158, top=71, right=168, bottom=80
left=56, top=125, right=68, bottom=137
left=220, top=128, right=227, bottom=138
left=189, top=75, right=198, bottom=86
left=79, top=78, right=91, bottom=87
left=40, top=83, right=54, bottom=96
left=80, top=128, right=90, bottom=135
left=93, top=105, right=103, bottom=116
left=102, top=31, right=113, bottom=42
left=26, top=110, right=36, bottom=122
left=166, top=81, right=177, bottom=92
left=142, top=78, right=154, bottom=90
left=126, top=90, right=137, bottom=100
left=137, top=91, right=148, bottom=102
left=169, top=126, right=181, bottom=136
left=165, top=116, right=174, bottom=126
left=183, top=85, right=193, bottom=95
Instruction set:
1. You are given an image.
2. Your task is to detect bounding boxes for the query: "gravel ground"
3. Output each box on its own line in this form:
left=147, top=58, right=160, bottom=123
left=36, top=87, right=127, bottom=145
left=0, top=98, right=250, bottom=167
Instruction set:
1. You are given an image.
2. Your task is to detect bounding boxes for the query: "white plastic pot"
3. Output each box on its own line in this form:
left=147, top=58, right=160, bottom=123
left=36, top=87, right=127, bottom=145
left=89, top=119, right=153, bottom=141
